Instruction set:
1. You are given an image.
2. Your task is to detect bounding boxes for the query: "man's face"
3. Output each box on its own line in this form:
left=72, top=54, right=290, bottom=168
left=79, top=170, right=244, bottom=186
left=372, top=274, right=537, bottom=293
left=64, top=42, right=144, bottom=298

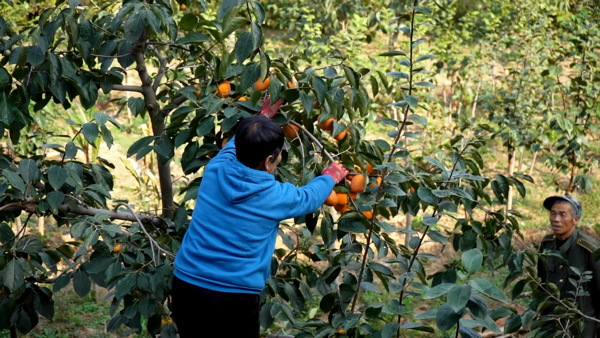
left=550, top=201, right=578, bottom=239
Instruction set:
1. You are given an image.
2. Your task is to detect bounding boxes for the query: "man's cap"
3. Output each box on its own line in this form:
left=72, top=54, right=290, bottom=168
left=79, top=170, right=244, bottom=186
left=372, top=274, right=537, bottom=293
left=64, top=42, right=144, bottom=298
left=543, top=195, right=582, bottom=218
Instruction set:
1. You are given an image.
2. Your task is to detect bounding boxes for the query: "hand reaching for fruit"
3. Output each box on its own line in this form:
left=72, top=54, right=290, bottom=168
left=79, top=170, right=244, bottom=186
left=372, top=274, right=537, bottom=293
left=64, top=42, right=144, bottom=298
left=321, top=162, right=349, bottom=184
left=259, top=96, right=284, bottom=119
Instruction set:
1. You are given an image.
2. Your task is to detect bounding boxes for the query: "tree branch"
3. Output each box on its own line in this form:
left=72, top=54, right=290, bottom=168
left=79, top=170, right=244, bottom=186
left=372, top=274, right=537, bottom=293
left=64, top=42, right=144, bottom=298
left=114, top=202, right=175, bottom=265
left=148, top=44, right=168, bottom=93
left=55, top=203, right=163, bottom=226
left=288, top=120, right=335, bottom=163
left=112, top=84, right=144, bottom=93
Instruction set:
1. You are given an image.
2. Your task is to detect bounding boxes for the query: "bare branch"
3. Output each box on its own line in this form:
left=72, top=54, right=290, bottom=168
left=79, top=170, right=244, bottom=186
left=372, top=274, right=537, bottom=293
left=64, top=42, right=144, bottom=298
left=112, top=84, right=144, bottom=94
left=56, top=203, right=164, bottom=227
left=91, top=52, right=132, bottom=58
left=148, top=44, right=168, bottom=93
left=288, top=120, right=335, bottom=163
left=114, top=203, right=175, bottom=264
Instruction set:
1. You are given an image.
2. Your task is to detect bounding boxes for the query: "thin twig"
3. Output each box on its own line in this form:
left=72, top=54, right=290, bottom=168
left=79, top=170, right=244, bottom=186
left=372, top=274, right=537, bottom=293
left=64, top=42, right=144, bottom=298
left=1, top=213, right=33, bottom=247
left=288, top=121, right=335, bottom=163
left=114, top=203, right=175, bottom=265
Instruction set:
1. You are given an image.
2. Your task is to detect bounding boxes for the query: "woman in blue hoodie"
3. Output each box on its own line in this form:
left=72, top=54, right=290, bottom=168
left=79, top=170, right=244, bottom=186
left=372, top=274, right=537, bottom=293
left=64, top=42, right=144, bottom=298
left=172, top=114, right=348, bottom=337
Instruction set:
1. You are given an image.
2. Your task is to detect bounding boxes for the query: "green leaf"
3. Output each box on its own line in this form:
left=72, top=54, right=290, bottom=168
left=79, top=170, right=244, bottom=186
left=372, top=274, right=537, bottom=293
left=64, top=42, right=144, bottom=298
left=548, top=65, right=562, bottom=77
left=459, top=326, right=481, bottom=338
left=196, top=116, right=215, bottom=137
left=324, top=66, right=338, bottom=79
left=424, top=156, right=447, bottom=171
left=382, top=184, right=406, bottom=197
left=18, top=159, right=38, bottom=184
left=218, top=0, right=238, bottom=21
left=468, top=278, right=507, bottom=303
left=177, top=32, right=209, bottom=44
left=427, top=230, right=447, bottom=244
left=0, top=67, right=10, bottom=89
left=0, top=15, right=6, bottom=38
left=408, top=114, right=428, bottom=125
left=415, top=54, right=436, bottom=63
left=422, top=215, right=439, bottom=226
left=47, top=191, right=65, bottom=214
left=82, top=122, right=98, bottom=145
left=504, top=314, right=521, bottom=333
left=154, top=133, right=174, bottom=163
left=462, top=249, right=483, bottom=274
left=73, top=269, right=91, bottom=297
left=404, top=94, right=418, bottom=107
left=379, top=51, right=407, bottom=57
left=127, top=136, right=155, bottom=158
left=360, top=282, right=381, bottom=293
left=27, top=46, right=45, bottom=67
left=402, top=323, right=434, bottom=333
left=381, top=322, right=399, bottom=338
left=52, top=272, right=72, bottom=293
left=338, top=213, right=367, bottom=233
left=3, top=169, right=25, bottom=193
left=15, top=235, right=43, bottom=254
left=101, top=125, right=113, bottom=149
left=436, top=304, right=461, bottom=332
left=387, top=71, right=408, bottom=79
left=423, top=283, right=454, bottom=299
left=251, top=21, right=262, bottom=48
left=312, top=76, right=327, bottom=104
left=124, top=10, right=146, bottom=43
left=48, top=166, right=68, bottom=190
left=127, top=97, right=145, bottom=116
left=414, top=81, right=436, bottom=88
left=222, top=17, right=247, bottom=39
left=3, top=259, right=24, bottom=292
left=447, top=284, right=471, bottom=312
left=234, top=31, right=254, bottom=64
left=417, top=187, right=437, bottom=204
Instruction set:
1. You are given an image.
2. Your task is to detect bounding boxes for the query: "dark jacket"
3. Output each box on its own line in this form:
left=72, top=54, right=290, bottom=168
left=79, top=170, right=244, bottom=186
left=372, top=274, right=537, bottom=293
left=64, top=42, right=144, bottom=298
left=537, top=229, right=600, bottom=337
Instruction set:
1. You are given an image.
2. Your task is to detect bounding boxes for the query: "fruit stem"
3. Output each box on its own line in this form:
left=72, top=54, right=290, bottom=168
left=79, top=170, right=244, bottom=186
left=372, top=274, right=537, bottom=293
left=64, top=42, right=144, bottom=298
left=289, top=120, right=335, bottom=163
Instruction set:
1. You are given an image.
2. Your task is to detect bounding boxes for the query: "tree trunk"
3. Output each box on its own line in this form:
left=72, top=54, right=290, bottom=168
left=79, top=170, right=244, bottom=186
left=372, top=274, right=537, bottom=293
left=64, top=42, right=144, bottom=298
left=37, top=216, right=44, bottom=236
left=14, top=216, right=21, bottom=236
left=528, top=151, right=538, bottom=176
left=566, top=155, right=577, bottom=195
left=404, top=214, right=413, bottom=247
left=469, top=81, right=481, bottom=136
left=517, top=147, right=525, bottom=173
left=133, top=34, right=174, bottom=219
left=506, top=149, right=516, bottom=213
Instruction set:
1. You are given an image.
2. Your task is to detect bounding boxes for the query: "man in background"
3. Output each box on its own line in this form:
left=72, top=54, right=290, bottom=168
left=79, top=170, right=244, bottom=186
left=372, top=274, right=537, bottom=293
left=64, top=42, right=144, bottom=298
left=537, top=195, right=600, bottom=337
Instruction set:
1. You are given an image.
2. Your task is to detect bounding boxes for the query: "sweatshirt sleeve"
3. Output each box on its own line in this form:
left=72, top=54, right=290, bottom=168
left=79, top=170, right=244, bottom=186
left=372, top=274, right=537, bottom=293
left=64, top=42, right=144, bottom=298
left=273, top=175, right=335, bottom=220
left=208, top=135, right=237, bottom=168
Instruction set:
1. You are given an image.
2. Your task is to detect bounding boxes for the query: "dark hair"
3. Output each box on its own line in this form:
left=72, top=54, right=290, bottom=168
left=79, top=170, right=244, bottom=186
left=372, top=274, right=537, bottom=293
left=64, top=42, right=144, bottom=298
left=235, top=115, right=284, bottom=169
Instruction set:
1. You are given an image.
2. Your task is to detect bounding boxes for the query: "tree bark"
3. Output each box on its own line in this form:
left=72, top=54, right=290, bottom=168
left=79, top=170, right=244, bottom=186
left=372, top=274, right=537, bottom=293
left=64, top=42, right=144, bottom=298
left=132, top=34, right=174, bottom=219
left=506, top=149, right=516, bottom=213
left=528, top=151, right=538, bottom=176
left=404, top=214, right=413, bottom=247
left=517, top=147, right=525, bottom=173
left=37, top=216, right=44, bottom=236
left=566, top=154, right=577, bottom=195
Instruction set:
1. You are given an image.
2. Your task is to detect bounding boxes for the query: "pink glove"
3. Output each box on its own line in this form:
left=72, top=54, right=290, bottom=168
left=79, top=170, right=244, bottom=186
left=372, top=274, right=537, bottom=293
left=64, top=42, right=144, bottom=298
left=260, top=97, right=284, bottom=119
left=322, top=162, right=349, bottom=184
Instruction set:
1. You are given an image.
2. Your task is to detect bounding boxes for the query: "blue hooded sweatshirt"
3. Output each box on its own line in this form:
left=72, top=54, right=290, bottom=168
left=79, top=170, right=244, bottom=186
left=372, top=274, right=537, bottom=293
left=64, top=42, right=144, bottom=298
left=174, top=136, right=335, bottom=294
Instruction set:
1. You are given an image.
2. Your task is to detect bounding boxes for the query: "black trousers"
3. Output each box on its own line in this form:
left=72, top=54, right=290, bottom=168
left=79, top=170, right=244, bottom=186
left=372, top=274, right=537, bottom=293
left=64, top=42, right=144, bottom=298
left=172, top=276, right=261, bottom=338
